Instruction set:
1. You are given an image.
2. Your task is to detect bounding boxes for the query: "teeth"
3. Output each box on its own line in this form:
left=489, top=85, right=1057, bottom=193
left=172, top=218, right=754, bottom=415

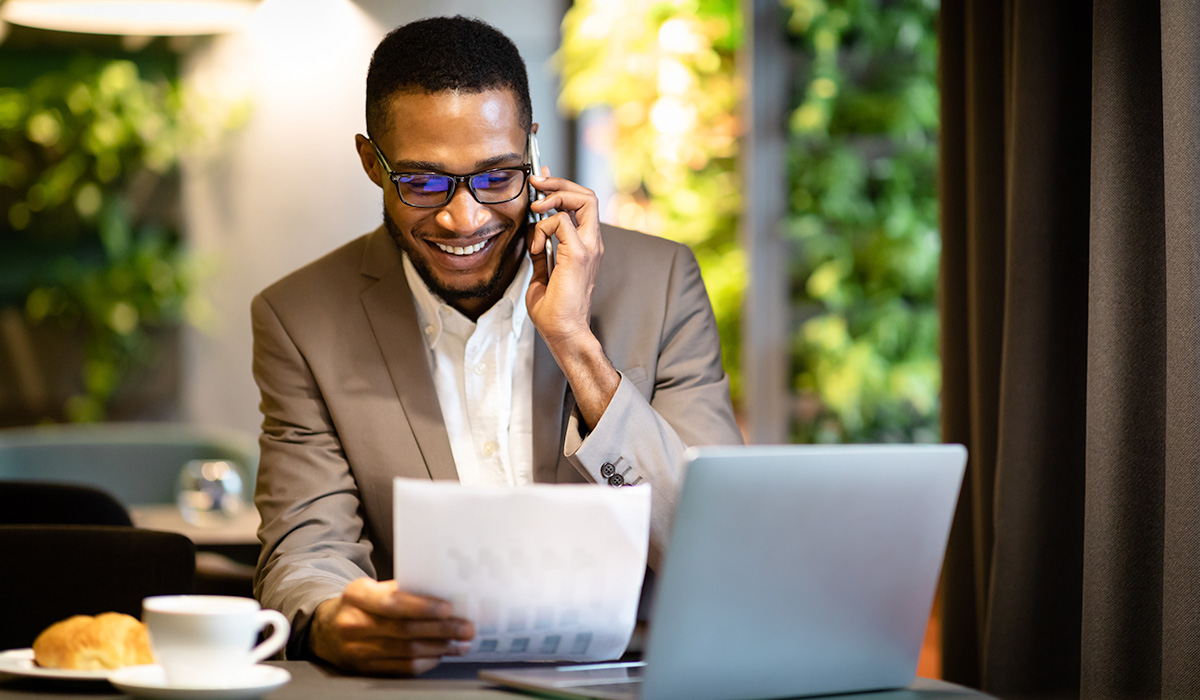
left=435, top=240, right=486, bottom=255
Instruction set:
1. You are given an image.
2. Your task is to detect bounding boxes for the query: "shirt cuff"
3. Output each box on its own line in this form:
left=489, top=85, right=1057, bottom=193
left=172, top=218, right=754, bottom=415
left=563, top=370, right=649, bottom=488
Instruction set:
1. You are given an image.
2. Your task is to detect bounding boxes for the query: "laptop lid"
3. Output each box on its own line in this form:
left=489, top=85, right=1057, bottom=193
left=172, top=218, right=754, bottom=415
left=638, top=444, right=966, bottom=700
left=481, top=444, right=967, bottom=700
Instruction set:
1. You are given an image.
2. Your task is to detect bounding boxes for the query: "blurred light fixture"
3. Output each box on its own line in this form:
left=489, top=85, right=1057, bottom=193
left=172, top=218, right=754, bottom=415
left=0, top=0, right=259, bottom=36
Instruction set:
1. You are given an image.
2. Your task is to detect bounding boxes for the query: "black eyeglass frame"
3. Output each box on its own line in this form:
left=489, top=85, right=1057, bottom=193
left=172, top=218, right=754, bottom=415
left=368, top=137, right=532, bottom=208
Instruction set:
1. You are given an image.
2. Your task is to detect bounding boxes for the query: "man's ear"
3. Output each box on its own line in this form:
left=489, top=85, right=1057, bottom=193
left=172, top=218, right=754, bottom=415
left=354, top=133, right=383, bottom=189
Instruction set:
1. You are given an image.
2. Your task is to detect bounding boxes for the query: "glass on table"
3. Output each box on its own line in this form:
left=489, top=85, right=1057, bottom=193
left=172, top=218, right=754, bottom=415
left=176, top=459, right=247, bottom=527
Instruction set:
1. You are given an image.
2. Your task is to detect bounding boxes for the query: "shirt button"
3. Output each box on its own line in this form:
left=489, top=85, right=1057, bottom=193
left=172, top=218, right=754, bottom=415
left=482, top=441, right=498, bottom=457
left=607, top=474, right=625, bottom=487
left=424, top=325, right=434, bottom=336
left=601, top=463, right=616, bottom=478
left=473, top=363, right=486, bottom=375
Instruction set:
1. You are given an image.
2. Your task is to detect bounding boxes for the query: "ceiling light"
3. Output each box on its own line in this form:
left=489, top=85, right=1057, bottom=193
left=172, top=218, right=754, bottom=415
left=0, top=0, right=259, bottom=36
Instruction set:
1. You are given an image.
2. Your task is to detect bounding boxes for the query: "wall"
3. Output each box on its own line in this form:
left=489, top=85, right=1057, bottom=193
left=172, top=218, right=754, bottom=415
left=181, top=0, right=568, bottom=435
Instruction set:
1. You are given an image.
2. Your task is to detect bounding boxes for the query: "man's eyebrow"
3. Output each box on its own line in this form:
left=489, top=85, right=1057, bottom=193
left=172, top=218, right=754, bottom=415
left=390, top=152, right=525, bottom=174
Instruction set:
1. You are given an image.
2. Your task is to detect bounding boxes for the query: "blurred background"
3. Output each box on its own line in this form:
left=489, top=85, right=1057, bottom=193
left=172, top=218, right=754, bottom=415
left=9, top=4, right=1197, bottom=695
left=0, top=0, right=943, bottom=675
left=0, top=0, right=940, bottom=446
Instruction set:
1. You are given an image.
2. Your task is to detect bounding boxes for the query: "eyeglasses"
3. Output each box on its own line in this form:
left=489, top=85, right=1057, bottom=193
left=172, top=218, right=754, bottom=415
left=368, top=137, right=531, bottom=208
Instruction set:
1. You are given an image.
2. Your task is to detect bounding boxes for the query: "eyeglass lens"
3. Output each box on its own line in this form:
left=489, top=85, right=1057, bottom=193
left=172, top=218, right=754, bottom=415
left=397, top=169, right=526, bottom=206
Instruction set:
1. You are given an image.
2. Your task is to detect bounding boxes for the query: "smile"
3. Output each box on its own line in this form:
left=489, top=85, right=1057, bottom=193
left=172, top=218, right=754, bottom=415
left=434, top=240, right=487, bottom=256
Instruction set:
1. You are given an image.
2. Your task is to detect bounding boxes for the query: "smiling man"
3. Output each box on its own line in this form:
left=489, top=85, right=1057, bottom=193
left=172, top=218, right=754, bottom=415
left=250, top=15, right=741, bottom=676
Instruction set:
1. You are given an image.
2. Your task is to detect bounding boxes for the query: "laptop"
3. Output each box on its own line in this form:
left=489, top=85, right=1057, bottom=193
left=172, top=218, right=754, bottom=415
left=480, top=444, right=967, bottom=700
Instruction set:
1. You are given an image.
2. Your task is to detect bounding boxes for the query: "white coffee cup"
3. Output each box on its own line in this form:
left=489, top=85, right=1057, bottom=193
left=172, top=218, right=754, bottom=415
left=142, top=595, right=290, bottom=687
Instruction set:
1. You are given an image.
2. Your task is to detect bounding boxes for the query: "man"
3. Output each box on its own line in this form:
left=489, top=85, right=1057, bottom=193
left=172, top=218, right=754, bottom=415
left=251, top=15, right=741, bottom=676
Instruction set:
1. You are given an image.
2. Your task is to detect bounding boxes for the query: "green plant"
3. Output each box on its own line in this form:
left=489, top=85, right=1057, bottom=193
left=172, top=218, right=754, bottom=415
left=784, top=0, right=941, bottom=442
left=0, top=57, right=240, bottom=422
left=558, top=0, right=745, bottom=403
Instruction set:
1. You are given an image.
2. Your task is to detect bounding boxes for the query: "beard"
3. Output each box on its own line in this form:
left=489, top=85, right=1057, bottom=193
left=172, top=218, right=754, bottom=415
left=383, top=207, right=525, bottom=306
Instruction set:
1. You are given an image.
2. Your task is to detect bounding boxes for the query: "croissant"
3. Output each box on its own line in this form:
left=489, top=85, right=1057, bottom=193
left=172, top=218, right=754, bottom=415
left=32, top=612, right=154, bottom=670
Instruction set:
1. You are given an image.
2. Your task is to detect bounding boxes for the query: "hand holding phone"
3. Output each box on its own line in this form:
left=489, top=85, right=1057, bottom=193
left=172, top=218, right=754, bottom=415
left=521, top=136, right=605, bottom=357
left=520, top=134, right=617, bottom=438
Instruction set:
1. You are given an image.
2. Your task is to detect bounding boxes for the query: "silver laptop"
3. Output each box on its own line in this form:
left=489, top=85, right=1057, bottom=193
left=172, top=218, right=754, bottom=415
left=480, top=444, right=967, bottom=700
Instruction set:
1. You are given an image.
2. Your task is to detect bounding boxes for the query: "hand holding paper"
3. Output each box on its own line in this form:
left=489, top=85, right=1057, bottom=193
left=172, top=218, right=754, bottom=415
left=393, top=479, right=652, bottom=663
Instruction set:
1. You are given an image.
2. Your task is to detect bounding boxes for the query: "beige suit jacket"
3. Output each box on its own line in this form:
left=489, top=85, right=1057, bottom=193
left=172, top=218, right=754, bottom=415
left=250, top=224, right=741, bottom=657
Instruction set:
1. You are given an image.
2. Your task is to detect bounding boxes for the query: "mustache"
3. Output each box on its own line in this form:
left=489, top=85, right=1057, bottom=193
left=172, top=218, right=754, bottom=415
left=412, top=221, right=514, bottom=244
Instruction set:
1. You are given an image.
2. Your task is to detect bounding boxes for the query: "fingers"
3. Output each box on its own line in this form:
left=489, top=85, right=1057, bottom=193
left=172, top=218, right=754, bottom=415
left=523, top=171, right=604, bottom=343
left=528, top=235, right=552, bottom=284
left=529, top=172, right=588, bottom=196
left=325, top=611, right=472, bottom=667
left=527, top=209, right=580, bottom=266
left=536, top=211, right=579, bottom=248
left=530, top=185, right=596, bottom=225
left=527, top=220, right=551, bottom=256
left=530, top=175, right=598, bottom=225
left=530, top=186, right=595, bottom=210
left=343, top=578, right=452, bottom=619
left=352, top=616, right=475, bottom=642
left=311, top=580, right=477, bottom=677
left=345, top=637, right=466, bottom=659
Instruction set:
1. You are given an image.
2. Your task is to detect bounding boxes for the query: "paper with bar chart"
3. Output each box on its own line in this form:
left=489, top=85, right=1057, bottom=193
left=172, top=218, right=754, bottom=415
left=393, top=478, right=651, bottom=663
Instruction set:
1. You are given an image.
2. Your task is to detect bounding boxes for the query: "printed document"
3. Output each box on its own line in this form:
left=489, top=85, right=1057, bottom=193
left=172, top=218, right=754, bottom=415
left=393, top=478, right=651, bottom=663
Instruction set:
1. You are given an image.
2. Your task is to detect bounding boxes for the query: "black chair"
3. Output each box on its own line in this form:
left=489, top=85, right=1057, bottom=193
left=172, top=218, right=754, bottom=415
left=0, top=479, right=249, bottom=602
left=0, top=525, right=196, bottom=651
left=0, top=480, right=133, bottom=526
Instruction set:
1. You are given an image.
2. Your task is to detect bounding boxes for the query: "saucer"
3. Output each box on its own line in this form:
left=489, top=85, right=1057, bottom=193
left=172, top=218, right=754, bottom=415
left=109, top=664, right=291, bottom=700
left=0, top=648, right=112, bottom=682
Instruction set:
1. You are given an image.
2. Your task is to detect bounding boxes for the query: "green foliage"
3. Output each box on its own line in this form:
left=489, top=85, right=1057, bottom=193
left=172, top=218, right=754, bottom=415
left=558, top=0, right=745, bottom=402
left=0, top=57, right=240, bottom=422
left=556, top=0, right=938, bottom=437
left=784, top=0, right=941, bottom=442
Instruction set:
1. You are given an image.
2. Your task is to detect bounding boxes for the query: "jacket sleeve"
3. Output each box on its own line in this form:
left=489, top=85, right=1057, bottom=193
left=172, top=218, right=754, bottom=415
left=563, top=243, right=743, bottom=568
left=250, top=292, right=375, bottom=659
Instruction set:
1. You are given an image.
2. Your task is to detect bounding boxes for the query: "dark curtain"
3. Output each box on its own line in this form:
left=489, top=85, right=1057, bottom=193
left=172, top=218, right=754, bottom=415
left=939, top=0, right=1200, bottom=698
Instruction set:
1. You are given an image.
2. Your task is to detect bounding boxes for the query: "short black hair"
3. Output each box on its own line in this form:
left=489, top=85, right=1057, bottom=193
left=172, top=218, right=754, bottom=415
left=365, top=15, right=532, bottom=139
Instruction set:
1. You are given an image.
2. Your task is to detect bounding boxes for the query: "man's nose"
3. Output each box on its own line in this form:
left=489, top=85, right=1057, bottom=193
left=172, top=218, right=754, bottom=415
left=435, top=185, right=491, bottom=233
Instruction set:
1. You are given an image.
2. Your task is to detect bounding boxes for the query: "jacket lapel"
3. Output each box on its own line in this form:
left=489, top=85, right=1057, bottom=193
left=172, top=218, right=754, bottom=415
left=359, top=229, right=458, bottom=482
left=532, top=332, right=571, bottom=483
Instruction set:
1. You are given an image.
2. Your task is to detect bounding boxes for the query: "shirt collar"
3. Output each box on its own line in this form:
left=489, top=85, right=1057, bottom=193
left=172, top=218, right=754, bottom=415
left=403, top=252, right=532, bottom=349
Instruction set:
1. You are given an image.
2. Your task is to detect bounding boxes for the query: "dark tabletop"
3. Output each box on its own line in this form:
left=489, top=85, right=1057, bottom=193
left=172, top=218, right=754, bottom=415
left=0, top=661, right=995, bottom=699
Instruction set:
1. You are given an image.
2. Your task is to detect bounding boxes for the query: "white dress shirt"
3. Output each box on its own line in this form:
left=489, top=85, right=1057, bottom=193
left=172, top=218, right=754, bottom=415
left=403, top=253, right=535, bottom=487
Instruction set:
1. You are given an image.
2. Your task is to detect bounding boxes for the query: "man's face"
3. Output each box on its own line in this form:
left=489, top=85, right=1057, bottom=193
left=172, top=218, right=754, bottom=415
left=363, top=89, right=529, bottom=317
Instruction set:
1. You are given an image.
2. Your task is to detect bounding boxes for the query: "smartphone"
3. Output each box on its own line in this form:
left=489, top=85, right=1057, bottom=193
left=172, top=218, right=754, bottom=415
left=526, top=131, right=554, bottom=273
left=526, top=131, right=547, bottom=223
